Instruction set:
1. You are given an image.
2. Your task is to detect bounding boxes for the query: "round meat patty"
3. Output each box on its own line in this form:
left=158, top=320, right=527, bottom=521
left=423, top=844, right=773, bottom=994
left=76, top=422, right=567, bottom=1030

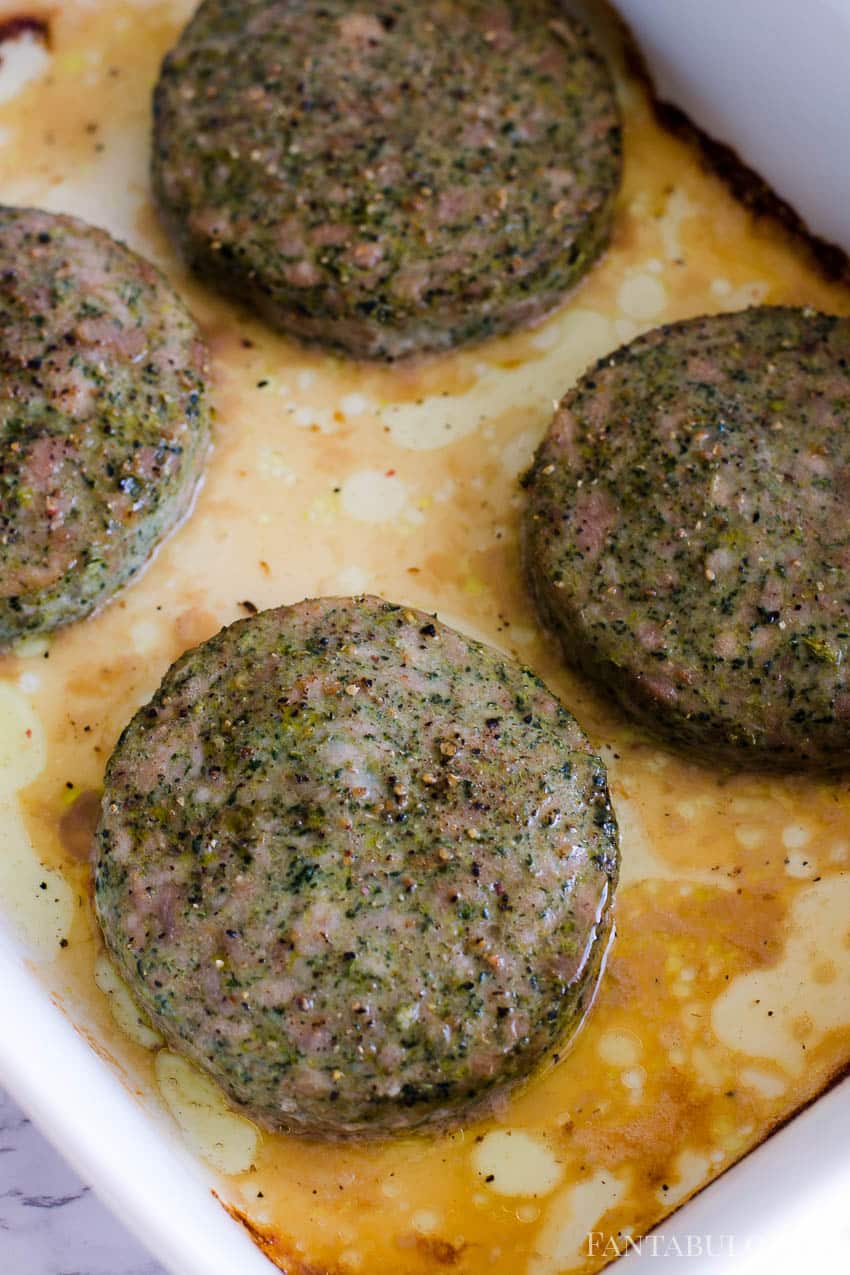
left=0, top=207, right=209, bottom=643
left=523, top=306, right=850, bottom=768
left=95, top=596, right=619, bottom=1138
left=152, top=0, right=621, bottom=360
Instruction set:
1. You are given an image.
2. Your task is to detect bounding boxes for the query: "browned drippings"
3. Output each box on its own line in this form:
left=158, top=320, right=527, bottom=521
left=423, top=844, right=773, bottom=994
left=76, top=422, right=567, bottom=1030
left=58, top=789, right=101, bottom=862
left=0, top=14, right=50, bottom=50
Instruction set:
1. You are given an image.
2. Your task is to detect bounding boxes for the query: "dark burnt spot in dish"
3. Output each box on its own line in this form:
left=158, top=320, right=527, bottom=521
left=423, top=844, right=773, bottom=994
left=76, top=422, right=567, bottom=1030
left=0, top=15, right=51, bottom=53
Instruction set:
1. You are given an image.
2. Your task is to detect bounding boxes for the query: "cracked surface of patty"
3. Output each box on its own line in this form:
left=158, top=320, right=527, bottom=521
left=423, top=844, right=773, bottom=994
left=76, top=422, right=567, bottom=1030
left=95, top=596, right=619, bottom=1138
left=524, top=306, right=850, bottom=768
left=0, top=206, right=209, bottom=643
left=152, top=0, right=621, bottom=359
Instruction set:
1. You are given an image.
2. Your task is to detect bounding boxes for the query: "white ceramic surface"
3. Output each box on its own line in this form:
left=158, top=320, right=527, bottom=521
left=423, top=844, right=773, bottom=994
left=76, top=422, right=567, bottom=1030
left=612, top=0, right=850, bottom=254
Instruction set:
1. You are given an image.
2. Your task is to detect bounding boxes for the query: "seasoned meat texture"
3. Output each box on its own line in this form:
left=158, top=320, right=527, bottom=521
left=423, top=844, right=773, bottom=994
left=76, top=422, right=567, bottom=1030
left=95, top=596, right=618, bottom=1138
left=152, top=0, right=621, bottom=360
left=524, top=306, right=850, bottom=768
left=0, top=207, right=209, bottom=642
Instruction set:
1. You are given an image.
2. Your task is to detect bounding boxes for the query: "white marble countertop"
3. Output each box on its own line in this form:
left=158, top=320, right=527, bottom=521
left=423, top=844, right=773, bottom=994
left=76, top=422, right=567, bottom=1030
left=0, top=1087, right=167, bottom=1275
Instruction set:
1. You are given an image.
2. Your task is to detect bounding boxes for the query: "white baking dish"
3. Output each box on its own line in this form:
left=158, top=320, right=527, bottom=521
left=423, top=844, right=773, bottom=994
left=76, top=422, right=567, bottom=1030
left=1, top=2, right=849, bottom=1272
left=612, top=0, right=850, bottom=254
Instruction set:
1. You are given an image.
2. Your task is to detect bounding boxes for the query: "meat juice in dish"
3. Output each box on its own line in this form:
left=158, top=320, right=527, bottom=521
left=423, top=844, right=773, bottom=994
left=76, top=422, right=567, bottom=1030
left=1, top=3, right=850, bottom=1273
left=152, top=0, right=621, bottom=359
